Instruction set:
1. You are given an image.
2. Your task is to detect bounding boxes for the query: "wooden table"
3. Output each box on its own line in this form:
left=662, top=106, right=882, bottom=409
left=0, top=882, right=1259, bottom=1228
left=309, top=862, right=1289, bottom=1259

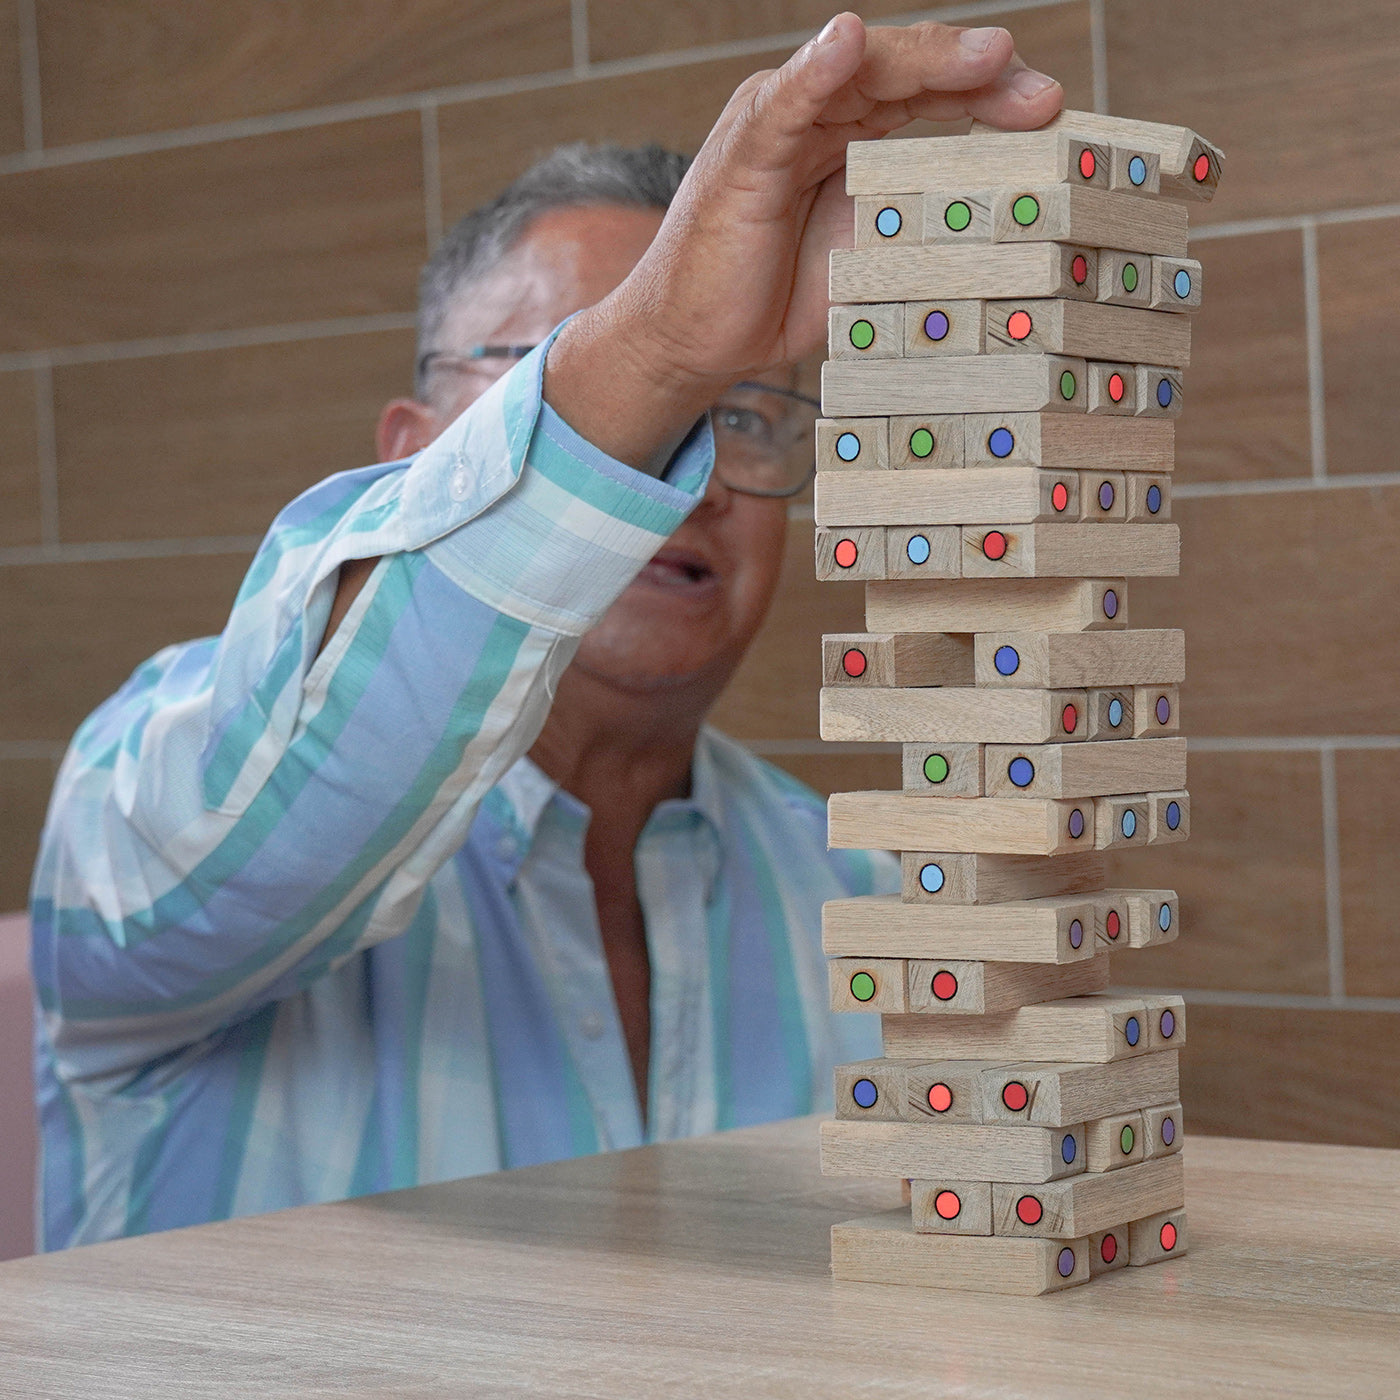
left=1, top=1120, right=1397, bottom=1397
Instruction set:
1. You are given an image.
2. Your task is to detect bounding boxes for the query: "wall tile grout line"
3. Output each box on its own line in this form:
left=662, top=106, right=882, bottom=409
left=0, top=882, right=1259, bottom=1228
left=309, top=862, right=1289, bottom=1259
left=1301, top=220, right=1328, bottom=480
left=1087, top=0, right=1109, bottom=115
left=744, top=736, right=1400, bottom=757
left=31, top=359, right=59, bottom=546
left=0, top=740, right=66, bottom=761
left=0, top=535, right=264, bottom=567
left=571, top=0, right=591, bottom=76
left=1112, top=986, right=1400, bottom=1014
left=1173, top=470, right=1400, bottom=499
left=1191, top=201, right=1400, bottom=241
left=1319, top=744, right=1347, bottom=1001
left=16, top=0, right=42, bottom=152
left=420, top=105, right=443, bottom=252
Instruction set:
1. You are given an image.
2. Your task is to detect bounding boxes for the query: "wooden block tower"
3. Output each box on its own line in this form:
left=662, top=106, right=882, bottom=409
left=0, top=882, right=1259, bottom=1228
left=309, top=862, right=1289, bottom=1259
left=816, top=110, right=1222, bottom=1295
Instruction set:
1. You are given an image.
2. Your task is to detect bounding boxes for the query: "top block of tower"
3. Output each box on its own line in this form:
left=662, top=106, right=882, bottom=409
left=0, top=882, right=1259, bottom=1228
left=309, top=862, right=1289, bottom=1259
left=847, top=129, right=1116, bottom=196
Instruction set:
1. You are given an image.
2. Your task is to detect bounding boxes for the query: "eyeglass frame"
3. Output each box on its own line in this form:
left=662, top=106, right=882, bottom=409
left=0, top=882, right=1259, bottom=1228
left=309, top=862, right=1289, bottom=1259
left=415, top=344, right=821, bottom=498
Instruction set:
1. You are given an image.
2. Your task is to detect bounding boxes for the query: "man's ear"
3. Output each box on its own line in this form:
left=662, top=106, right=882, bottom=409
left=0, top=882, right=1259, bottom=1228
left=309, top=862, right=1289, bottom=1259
left=376, top=398, right=443, bottom=463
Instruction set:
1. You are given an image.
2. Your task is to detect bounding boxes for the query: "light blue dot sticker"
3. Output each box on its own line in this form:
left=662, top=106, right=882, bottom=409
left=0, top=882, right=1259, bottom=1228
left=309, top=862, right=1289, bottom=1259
left=919, top=863, right=945, bottom=894
left=1107, top=698, right=1124, bottom=727
left=906, top=534, right=931, bottom=565
left=1122, top=809, right=1138, bottom=838
left=875, top=206, right=902, bottom=238
left=1159, top=903, right=1173, bottom=932
left=1174, top=268, right=1192, bottom=298
left=1128, top=155, right=1147, bottom=186
left=835, top=432, right=861, bottom=461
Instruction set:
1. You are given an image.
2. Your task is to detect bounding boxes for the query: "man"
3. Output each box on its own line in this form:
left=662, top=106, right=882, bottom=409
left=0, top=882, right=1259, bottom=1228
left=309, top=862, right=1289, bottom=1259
left=32, top=15, right=1062, bottom=1248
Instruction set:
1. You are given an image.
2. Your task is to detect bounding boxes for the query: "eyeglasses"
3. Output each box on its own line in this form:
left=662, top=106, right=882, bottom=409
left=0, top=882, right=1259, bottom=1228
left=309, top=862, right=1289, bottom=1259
left=417, top=345, right=820, bottom=499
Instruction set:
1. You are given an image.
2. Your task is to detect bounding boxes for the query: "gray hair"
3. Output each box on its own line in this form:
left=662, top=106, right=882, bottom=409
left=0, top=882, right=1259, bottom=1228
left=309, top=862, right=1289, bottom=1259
left=415, top=141, right=692, bottom=398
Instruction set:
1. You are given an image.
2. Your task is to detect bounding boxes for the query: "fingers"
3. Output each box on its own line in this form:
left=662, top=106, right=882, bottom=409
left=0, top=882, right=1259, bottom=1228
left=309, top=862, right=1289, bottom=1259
left=962, top=55, right=1064, bottom=129
left=850, top=21, right=1021, bottom=102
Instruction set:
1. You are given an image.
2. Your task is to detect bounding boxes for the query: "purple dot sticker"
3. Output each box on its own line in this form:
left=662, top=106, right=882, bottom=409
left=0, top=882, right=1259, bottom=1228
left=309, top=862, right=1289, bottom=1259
left=1098, top=480, right=1116, bottom=511
left=1160, top=1009, right=1177, bottom=1039
left=1057, top=1247, right=1076, bottom=1278
left=1156, top=695, right=1171, bottom=725
left=1069, top=918, right=1084, bottom=948
left=1068, top=808, right=1085, bottom=839
left=1162, top=1116, right=1177, bottom=1146
left=852, top=1077, right=878, bottom=1109
left=924, top=310, right=951, bottom=342
left=1102, top=588, right=1119, bottom=620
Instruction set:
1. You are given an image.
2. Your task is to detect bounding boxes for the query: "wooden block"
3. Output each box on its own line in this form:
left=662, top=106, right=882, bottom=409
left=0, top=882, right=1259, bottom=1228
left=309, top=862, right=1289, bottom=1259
left=815, top=526, right=887, bottom=580
left=980, top=1049, right=1180, bottom=1128
left=903, top=301, right=985, bottom=356
left=845, top=130, right=1108, bottom=196
left=1128, top=1208, right=1189, bottom=1265
left=1093, top=254, right=1148, bottom=315
left=1146, top=996, right=1185, bottom=1052
left=834, top=1057, right=995, bottom=1124
left=1133, top=685, right=1179, bottom=736
left=829, top=957, right=910, bottom=1014
left=822, top=354, right=1087, bottom=419
left=828, top=791, right=1097, bottom=856
left=1137, top=365, right=1184, bottom=418
left=974, top=630, right=1186, bottom=690
left=983, top=299, right=1191, bottom=369
left=867, top=577, right=1128, bottom=635
left=982, top=737, right=1188, bottom=800
left=1084, top=1110, right=1147, bottom=1171
left=1124, top=472, right=1172, bottom=522
left=1108, top=145, right=1160, bottom=197
left=883, top=526, right=963, bottom=580
left=1143, top=1101, right=1184, bottom=1161
left=897, top=852, right=1107, bottom=908
left=888, top=414, right=965, bottom=469
left=830, top=1210, right=1090, bottom=1294
left=1086, top=365, right=1138, bottom=417
left=854, top=194, right=924, bottom=247
left=993, top=1155, right=1185, bottom=1240
left=921, top=189, right=995, bottom=243
left=901, top=742, right=985, bottom=798
left=906, top=955, right=1109, bottom=1014
left=820, top=686, right=1086, bottom=745
left=830, top=242, right=1098, bottom=305
left=990, top=185, right=1188, bottom=257
left=815, top=468, right=1080, bottom=528
left=910, top=1179, right=994, bottom=1235
left=1085, top=687, right=1134, bottom=740
left=834, top=1059, right=906, bottom=1123
left=828, top=303, right=903, bottom=360
left=1080, top=469, right=1129, bottom=519
left=1108, top=888, right=1180, bottom=949
left=1151, top=256, right=1203, bottom=312
left=1148, top=789, right=1190, bottom=843
left=822, top=891, right=1103, bottom=965
left=963, top=412, right=1175, bottom=471
left=882, top=993, right=1156, bottom=1064
left=1088, top=1226, right=1131, bottom=1275
left=816, top=418, right=889, bottom=472
left=822, top=632, right=974, bottom=688
left=960, top=523, right=1180, bottom=579
left=1093, top=794, right=1151, bottom=850
left=820, top=1119, right=1085, bottom=1184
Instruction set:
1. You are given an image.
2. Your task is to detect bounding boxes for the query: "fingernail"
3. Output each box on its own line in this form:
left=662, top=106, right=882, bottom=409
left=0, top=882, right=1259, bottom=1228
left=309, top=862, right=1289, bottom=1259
left=816, top=15, right=841, bottom=44
left=960, top=26, right=1003, bottom=53
left=1012, top=68, right=1057, bottom=98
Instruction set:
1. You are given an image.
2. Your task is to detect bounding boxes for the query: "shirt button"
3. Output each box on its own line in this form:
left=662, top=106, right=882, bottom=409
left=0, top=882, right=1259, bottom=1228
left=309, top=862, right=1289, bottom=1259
left=450, top=465, right=471, bottom=501
left=579, top=1013, right=605, bottom=1041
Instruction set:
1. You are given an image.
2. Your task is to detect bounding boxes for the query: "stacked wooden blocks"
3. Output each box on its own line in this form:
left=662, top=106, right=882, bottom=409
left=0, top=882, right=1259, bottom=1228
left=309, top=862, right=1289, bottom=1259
left=816, top=110, right=1222, bottom=1295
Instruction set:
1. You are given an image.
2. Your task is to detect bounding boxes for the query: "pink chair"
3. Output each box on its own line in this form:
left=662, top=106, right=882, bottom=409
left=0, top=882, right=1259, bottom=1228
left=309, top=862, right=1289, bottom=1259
left=0, top=911, right=37, bottom=1259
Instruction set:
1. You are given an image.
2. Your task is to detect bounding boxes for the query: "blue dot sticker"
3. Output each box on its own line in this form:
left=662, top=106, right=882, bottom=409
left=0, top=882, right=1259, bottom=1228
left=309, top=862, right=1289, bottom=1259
left=1107, top=698, right=1124, bottom=727
left=1008, top=756, right=1035, bottom=788
left=994, top=645, right=1020, bottom=676
left=1166, top=800, right=1182, bottom=830
left=1125, top=1016, right=1141, bottom=1047
left=1159, top=902, right=1173, bottom=932
left=1128, top=155, right=1147, bottom=186
left=1121, top=809, right=1138, bottom=839
left=919, top=863, right=945, bottom=894
left=852, top=1077, right=878, bottom=1109
left=1174, top=268, right=1192, bottom=298
left=906, top=533, right=932, bottom=566
left=835, top=431, right=861, bottom=461
left=1157, top=377, right=1174, bottom=409
left=1146, top=483, right=1163, bottom=514
left=1057, top=1247, right=1076, bottom=1278
left=875, top=206, right=902, bottom=238
left=988, top=426, right=1015, bottom=459
left=1061, top=1133, right=1078, bottom=1165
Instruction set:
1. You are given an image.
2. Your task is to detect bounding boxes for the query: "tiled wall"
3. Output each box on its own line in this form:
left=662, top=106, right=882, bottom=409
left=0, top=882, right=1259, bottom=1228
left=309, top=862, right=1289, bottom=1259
left=2, top=1, right=1397, bottom=1146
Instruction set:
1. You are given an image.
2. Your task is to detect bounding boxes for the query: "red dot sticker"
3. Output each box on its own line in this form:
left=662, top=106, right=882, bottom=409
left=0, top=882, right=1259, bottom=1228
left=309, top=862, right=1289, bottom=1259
left=1051, top=481, right=1069, bottom=513
left=1007, top=309, right=1033, bottom=341
left=833, top=538, right=858, bottom=569
left=1193, top=153, right=1210, bottom=182
left=841, top=648, right=867, bottom=678
left=1160, top=1221, right=1178, bottom=1251
left=1108, top=372, right=1125, bottom=402
left=1001, top=1081, right=1029, bottom=1112
left=931, top=970, right=959, bottom=1001
left=982, top=530, right=1008, bottom=561
left=928, top=1082, right=954, bottom=1113
left=1079, top=148, right=1096, bottom=180
left=1071, top=254, right=1089, bottom=285
left=1016, top=1195, right=1044, bottom=1225
left=934, top=1190, right=962, bottom=1221
left=1106, top=909, right=1121, bottom=940
left=1062, top=703, right=1079, bottom=733
left=1100, top=1233, right=1118, bottom=1264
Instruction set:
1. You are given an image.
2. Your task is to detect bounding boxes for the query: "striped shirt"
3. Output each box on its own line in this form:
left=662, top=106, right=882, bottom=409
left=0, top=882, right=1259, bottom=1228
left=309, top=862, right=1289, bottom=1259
left=30, top=326, right=893, bottom=1250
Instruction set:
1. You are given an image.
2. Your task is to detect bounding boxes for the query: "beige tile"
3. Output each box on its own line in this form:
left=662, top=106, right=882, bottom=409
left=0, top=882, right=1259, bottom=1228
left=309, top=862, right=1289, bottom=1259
left=0, top=115, right=423, bottom=353
left=0, top=1, right=22, bottom=155
left=709, top=524, right=865, bottom=741
left=1335, top=749, right=1400, bottom=998
left=1127, top=488, right=1400, bottom=735
left=0, top=370, right=43, bottom=546
left=762, top=749, right=901, bottom=798
left=1106, top=751, right=1328, bottom=994
left=36, top=0, right=573, bottom=145
left=53, top=331, right=415, bottom=543
left=0, top=553, right=252, bottom=741
left=1105, top=0, right=1400, bottom=225
left=1176, top=231, right=1310, bottom=484
left=1318, top=217, right=1400, bottom=480
left=0, top=758, right=55, bottom=911
left=1182, top=1005, right=1400, bottom=1147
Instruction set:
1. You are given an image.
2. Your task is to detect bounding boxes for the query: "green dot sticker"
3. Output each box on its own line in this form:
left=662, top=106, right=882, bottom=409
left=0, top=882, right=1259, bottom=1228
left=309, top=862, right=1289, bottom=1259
left=923, top=753, right=950, bottom=784
left=944, top=200, right=972, bottom=232
left=1011, top=194, right=1041, bottom=226
left=909, top=427, right=935, bottom=459
left=1119, top=1124, right=1136, bottom=1154
left=1059, top=370, right=1077, bottom=400
left=849, top=319, right=875, bottom=350
left=850, top=971, right=877, bottom=1002
left=1122, top=261, right=1139, bottom=293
